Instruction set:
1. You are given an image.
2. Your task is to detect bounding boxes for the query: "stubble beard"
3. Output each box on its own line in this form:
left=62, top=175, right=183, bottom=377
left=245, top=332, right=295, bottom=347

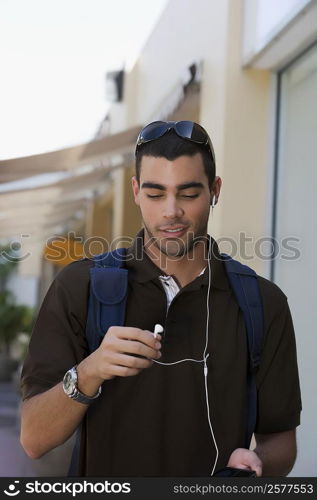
left=143, top=218, right=209, bottom=259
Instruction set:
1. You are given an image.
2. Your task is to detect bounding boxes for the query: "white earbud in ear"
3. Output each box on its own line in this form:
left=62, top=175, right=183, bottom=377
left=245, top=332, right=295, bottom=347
left=211, top=195, right=216, bottom=208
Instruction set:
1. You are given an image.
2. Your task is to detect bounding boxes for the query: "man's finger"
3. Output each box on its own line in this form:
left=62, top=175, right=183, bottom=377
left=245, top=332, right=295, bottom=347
left=112, top=353, right=154, bottom=370
left=108, top=326, right=161, bottom=348
left=116, top=339, right=161, bottom=359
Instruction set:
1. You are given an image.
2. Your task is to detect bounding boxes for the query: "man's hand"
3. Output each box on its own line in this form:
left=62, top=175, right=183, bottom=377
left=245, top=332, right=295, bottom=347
left=77, top=326, right=162, bottom=395
left=227, top=430, right=297, bottom=477
left=21, top=326, right=161, bottom=460
left=227, top=448, right=263, bottom=477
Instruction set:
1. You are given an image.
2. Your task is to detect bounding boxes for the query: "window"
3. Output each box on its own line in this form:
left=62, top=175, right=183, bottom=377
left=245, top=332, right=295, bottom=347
left=273, top=42, right=317, bottom=476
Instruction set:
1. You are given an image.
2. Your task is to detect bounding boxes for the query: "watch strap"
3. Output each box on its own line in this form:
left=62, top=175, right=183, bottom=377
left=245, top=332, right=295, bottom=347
left=63, top=365, right=102, bottom=405
left=71, top=385, right=102, bottom=405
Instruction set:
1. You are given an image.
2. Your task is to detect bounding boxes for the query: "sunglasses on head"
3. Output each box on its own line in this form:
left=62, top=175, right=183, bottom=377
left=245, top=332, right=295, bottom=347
left=135, top=120, right=215, bottom=165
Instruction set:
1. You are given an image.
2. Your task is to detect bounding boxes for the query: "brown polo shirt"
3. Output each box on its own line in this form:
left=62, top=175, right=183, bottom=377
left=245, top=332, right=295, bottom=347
left=21, top=232, right=301, bottom=476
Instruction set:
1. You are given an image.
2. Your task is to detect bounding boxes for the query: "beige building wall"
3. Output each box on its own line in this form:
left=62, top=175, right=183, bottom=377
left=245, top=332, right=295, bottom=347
left=112, top=0, right=271, bottom=275
left=112, top=166, right=142, bottom=244
left=133, top=0, right=230, bottom=124
left=203, top=0, right=271, bottom=274
left=85, top=191, right=113, bottom=253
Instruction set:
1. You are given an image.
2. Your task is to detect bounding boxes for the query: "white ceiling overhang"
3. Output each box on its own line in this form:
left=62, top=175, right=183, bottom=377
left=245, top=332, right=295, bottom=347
left=243, top=0, right=317, bottom=69
left=0, top=125, right=140, bottom=184
left=0, top=126, right=141, bottom=240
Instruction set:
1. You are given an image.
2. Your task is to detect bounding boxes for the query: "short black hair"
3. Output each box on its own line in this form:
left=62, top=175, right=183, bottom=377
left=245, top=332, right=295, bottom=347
left=135, top=130, right=215, bottom=189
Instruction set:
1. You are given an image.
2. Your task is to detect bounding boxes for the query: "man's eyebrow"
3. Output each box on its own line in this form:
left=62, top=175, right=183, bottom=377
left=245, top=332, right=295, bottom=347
left=141, top=182, right=165, bottom=190
left=141, top=182, right=204, bottom=190
left=177, top=182, right=204, bottom=190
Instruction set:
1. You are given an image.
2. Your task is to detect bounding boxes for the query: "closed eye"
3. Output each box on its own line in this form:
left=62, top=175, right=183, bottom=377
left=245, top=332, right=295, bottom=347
left=147, top=194, right=199, bottom=199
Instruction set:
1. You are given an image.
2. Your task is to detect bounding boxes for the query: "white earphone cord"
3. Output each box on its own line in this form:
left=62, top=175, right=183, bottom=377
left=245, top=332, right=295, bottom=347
left=152, top=241, right=219, bottom=475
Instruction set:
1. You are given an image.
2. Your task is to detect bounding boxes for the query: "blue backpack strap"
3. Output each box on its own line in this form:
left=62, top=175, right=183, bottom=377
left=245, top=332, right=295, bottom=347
left=68, top=247, right=128, bottom=477
left=221, top=253, right=264, bottom=448
left=86, top=247, right=128, bottom=353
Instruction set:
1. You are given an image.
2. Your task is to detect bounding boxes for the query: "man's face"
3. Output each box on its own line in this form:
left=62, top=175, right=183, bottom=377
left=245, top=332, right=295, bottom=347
left=132, top=153, right=212, bottom=258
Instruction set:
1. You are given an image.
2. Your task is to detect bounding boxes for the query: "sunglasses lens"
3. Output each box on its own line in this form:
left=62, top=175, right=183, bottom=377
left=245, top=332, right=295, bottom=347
left=190, top=124, right=209, bottom=143
left=138, top=121, right=169, bottom=144
left=174, top=120, right=194, bottom=138
left=175, top=121, right=208, bottom=144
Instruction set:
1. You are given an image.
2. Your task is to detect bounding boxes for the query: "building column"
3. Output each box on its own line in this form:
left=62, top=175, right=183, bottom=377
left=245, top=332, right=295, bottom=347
left=112, top=165, right=142, bottom=246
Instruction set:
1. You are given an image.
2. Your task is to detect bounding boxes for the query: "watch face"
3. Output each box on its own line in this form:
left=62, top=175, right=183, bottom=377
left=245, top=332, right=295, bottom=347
left=63, top=370, right=76, bottom=396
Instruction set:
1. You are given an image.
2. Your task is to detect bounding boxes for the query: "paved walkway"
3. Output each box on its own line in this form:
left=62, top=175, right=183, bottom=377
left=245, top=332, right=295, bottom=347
left=0, top=382, right=36, bottom=476
left=0, top=382, right=74, bottom=477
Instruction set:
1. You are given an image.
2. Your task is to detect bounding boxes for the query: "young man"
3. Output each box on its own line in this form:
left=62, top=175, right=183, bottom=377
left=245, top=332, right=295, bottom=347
left=20, top=121, right=301, bottom=477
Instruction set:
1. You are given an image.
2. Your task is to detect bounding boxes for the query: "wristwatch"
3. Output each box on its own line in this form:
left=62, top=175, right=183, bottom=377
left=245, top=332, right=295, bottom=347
left=62, top=365, right=102, bottom=404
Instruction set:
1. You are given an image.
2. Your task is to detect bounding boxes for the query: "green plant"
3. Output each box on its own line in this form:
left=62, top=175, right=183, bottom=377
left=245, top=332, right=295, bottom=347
left=0, top=244, right=34, bottom=357
left=0, top=290, right=34, bottom=356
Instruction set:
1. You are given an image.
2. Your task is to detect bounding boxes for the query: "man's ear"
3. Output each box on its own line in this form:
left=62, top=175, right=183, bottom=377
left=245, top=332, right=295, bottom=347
left=210, top=176, right=222, bottom=205
left=131, top=176, right=140, bottom=205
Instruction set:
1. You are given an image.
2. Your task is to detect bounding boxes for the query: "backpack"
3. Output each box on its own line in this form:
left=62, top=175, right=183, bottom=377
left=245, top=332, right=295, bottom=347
left=69, top=248, right=264, bottom=475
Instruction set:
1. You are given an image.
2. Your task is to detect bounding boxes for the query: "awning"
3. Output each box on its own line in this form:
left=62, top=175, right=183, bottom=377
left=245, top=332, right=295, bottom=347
left=0, top=125, right=140, bottom=184
left=0, top=169, right=111, bottom=238
left=0, top=126, right=140, bottom=240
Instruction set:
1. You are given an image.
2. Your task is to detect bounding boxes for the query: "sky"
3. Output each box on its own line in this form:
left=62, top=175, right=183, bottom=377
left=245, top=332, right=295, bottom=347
left=0, top=0, right=168, bottom=160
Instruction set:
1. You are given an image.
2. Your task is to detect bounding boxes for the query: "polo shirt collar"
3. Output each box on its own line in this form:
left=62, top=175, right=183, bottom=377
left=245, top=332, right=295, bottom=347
left=126, top=229, right=230, bottom=291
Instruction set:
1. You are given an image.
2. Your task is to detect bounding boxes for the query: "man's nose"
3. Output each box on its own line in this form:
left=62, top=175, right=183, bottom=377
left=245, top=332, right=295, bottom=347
left=162, top=197, right=184, bottom=219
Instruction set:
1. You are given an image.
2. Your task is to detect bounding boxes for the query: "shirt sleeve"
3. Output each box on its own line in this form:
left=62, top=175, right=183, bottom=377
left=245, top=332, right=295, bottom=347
left=21, top=263, right=89, bottom=401
left=255, top=297, right=302, bottom=433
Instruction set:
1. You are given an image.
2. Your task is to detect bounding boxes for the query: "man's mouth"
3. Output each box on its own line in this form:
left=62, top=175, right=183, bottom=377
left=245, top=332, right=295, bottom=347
left=158, top=225, right=188, bottom=237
